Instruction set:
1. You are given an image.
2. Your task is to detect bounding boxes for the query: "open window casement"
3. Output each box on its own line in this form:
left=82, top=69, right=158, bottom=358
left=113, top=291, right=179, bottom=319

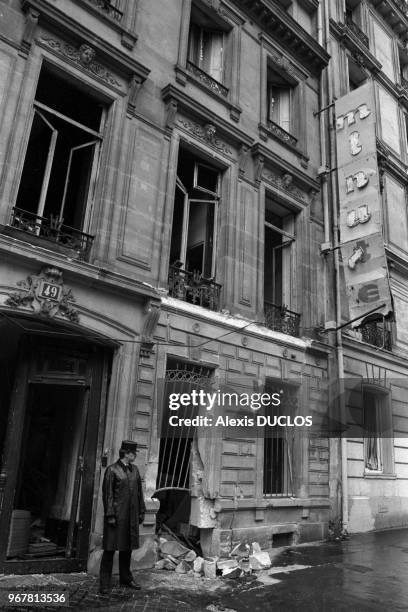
left=264, top=201, right=295, bottom=307
left=15, top=67, right=104, bottom=238
left=193, top=162, right=220, bottom=197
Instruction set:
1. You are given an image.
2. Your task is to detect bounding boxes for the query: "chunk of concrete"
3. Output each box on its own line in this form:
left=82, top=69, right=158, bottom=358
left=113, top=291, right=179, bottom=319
left=230, top=542, right=250, bottom=558
left=175, top=560, right=192, bottom=574
left=239, top=559, right=251, bottom=574
left=162, top=558, right=177, bottom=570
left=183, top=550, right=197, bottom=562
left=249, top=551, right=271, bottom=570
left=217, top=559, right=239, bottom=571
left=222, top=566, right=242, bottom=579
left=160, top=540, right=191, bottom=558
left=251, top=542, right=262, bottom=554
left=204, top=557, right=218, bottom=578
left=193, top=556, right=204, bottom=574
left=155, top=559, right=167, bottom=570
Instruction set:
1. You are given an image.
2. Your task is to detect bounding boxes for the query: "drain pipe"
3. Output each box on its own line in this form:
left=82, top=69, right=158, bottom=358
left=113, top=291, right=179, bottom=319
left=323, top=0, right=349, bottom=532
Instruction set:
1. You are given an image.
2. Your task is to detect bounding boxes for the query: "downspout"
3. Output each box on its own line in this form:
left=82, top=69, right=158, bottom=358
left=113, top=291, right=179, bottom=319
left=318, top=0, right=330, bottom=245
left=323, top=0, right=349, bottom=531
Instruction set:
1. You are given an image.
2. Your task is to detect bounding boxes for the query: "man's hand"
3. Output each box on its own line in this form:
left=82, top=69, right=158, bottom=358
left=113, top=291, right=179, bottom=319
left=107, top=516, right=116, bottom=526
left=139, top=515, right=145, bottom=525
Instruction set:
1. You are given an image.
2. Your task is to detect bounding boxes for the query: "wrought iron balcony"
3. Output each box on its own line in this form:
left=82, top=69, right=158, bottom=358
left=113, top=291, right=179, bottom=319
left=79, top=0, right=124, bottom=22
left=9, top=207, right=94, bottom=258
left=358, top=316, right=392, bottom=351
left=186, top=62, right=229, bottom=98
left=168, top=264, right=221, bottom=311
left=345, top=14, right=369, bottom=48
left=401, top=76, right=408, bottom=93
left=264, top=301, right=301, bottom=337
left=266, top=120, right=298, bottom=148
left=393, top=0, right=408, bottom=17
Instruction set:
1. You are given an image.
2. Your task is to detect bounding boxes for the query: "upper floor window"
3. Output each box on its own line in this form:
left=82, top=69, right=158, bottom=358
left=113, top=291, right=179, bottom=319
left=263, top=194, right=300, bottom=337
left=188, top=3, right=229, bottom=86
left=168, top=148, right=222, bottom=311
left=267, top=68, right=294, bottom=134
left=12, top=65, right=105, bottom=257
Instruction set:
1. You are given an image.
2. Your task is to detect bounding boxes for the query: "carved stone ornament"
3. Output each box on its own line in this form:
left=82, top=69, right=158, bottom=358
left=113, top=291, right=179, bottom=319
left=177, top=118, right=232, bottom=155
left=140, top=299, right=161, bottom=358
left=263, top=171, right=307, bottom=202
left=5, top=266, right=79, bottom=323
left=39, top=37, right=121, bottom=88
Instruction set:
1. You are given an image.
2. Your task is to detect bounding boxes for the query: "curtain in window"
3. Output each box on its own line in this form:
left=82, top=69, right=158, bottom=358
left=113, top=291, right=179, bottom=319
left=364, top=398, right=379, bottom=470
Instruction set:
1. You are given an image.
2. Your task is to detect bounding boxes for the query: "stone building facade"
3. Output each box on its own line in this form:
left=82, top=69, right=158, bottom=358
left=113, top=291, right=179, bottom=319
left=327, top=0, right=408, bottom=532
left=5, top=0, right=405, bottom=576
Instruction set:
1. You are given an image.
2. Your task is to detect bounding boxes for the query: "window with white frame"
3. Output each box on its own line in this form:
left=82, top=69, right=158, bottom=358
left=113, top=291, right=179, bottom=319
left=14, top=65, right=104, bottom=248
left=169, top=149, right=220, bottom=278
left=267, top=67, right=295, bottom=134
left=264, top=195, right=295, bottom=308
left=188, top=3, right=228, bottom=84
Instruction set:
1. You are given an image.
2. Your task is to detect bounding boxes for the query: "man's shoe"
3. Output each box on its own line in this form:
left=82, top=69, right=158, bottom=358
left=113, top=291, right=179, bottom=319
left=121, top=580, right=141, bottom=590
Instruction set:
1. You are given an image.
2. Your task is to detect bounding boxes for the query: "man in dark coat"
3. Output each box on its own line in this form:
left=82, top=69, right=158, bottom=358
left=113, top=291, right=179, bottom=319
left=99, top=440, right=146, bottom=594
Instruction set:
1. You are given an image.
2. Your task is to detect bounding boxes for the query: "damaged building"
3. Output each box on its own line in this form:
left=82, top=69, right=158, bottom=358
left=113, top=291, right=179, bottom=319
left=0, top=0, right=407, bottom=577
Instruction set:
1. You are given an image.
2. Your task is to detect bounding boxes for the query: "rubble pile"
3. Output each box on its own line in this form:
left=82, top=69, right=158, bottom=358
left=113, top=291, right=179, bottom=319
left=154, top=537, right=272, bottom=579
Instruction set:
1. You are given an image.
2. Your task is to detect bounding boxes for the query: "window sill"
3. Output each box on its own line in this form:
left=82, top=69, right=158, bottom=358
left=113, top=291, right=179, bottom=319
left=1, top=225, right=92, bottom=261
left=363, top=472, right=397, bottom=479
left=175, top=63, right=242, bottom=123
left=258, top=122, right=308, bottom=166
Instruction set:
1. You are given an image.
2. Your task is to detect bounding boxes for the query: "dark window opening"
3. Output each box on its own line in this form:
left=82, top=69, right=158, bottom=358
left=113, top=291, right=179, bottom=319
left=263, top=196, right=300, bottom=336
left=263, top=382, right=297, bottom=496
left=12, top=66, right=104, bottom=255
left=348, top=57, right=367, bottom=91
left=168, top=149, right=221, bottom=310
left=363, top=389, right=381, bottom=471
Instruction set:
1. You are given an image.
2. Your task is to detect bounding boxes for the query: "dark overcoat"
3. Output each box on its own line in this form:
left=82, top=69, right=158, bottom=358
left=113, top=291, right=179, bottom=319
left=102, top=460, right=146, bottom=551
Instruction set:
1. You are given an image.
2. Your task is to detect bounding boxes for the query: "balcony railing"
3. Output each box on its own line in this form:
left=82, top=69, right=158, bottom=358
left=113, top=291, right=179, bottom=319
left=9, top=207, right=94, bottom=258
left=266, top=120, right=298, bottom=148
left=345, top=14, right=369, bottom=48
left=264, top=301, right=301, bottom=338
left=358, top=317, right=392, bottom=351
left=168, top=264, right=221, bottom=311
left=80, top=0, right=124, bottom=22
left=401, top=76, right=408, bottom=93
left=393, top=0, right=408, bottom=17
left=186, top=62, right=229, bottom=98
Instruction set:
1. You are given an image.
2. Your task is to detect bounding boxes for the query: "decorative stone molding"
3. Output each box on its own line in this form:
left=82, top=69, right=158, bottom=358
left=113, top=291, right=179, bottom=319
left=21, top=7, right=40, bottom=55
left=39, top=37, right=122, bottom=88
left=263, top=171, right=307, bottom=202
left=127, top=73, right=143, bottom=116
left=5, top=266, right=79, bottom=322
left=238, top=144, right=250, bottom=178
left=177, top=118, right=233, bottom=155
left=140, top=299, right=161, bottom=358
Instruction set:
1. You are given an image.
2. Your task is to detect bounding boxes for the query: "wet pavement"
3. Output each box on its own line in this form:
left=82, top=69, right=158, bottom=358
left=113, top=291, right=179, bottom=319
left=1, top=528, right=408, bottom=611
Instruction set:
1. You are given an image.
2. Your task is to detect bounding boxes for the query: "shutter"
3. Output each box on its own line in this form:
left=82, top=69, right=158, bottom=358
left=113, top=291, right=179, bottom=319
left=208, top=31, right=224, bottom=82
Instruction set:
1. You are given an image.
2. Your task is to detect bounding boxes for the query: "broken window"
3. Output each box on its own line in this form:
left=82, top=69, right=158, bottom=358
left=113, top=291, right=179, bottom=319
left=267, top=67, right=294, bottom=134
left=188, top=3, right=227, bottom=84
left=168, top=149, right=221, bottom=310
left=263, top=382, right=296, bottom=496
left=264, top=195, right=300, bottom=336
left=13, top=65, right=105, bottom=255
left=363, top=389, right=382, bottom=471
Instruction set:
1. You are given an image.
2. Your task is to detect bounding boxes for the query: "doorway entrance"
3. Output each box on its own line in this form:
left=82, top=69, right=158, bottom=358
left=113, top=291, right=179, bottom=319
left=0, top=330, right=111, bottom=574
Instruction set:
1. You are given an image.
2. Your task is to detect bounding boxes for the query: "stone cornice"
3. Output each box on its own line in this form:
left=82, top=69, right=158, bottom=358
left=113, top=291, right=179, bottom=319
left=161, top=84, right=254, bottom=148
left=369, top=0, right=408, bottom=44
left=0, top=233, right=159, bottom=302
left=21, top=0, right=150, bottom=81
left=231, top=0, right=330, bottom=74
left=330, top=19, right=382, bottom=74
left=251, top=142, right=320, bottom=192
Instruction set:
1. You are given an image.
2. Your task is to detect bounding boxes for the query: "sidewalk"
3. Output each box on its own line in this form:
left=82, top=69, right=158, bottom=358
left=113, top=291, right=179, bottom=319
left=1, top=528, right=408, bottom=611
